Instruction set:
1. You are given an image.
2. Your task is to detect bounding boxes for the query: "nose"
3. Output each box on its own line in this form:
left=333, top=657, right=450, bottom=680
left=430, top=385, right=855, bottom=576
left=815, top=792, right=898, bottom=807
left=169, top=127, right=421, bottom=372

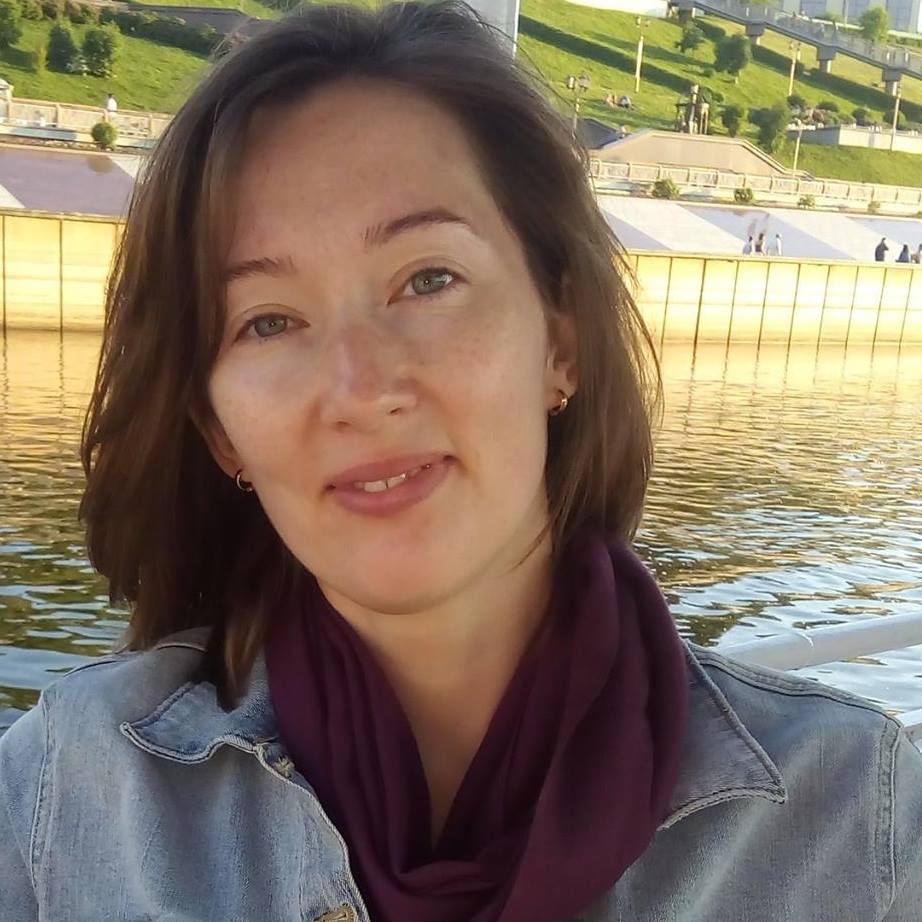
left=317, top=316, right=417, bottom=431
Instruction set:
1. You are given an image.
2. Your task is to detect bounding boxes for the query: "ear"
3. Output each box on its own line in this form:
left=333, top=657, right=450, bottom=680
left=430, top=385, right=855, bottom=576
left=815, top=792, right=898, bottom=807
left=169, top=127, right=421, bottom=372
left=189, top=408, right=243, bottom=480
left=545, top=296, right=579, bottom=399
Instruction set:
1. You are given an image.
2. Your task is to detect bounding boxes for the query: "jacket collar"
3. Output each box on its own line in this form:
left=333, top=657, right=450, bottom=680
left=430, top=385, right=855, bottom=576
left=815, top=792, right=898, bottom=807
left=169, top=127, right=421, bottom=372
left=121, top=629, right=787, bottom=825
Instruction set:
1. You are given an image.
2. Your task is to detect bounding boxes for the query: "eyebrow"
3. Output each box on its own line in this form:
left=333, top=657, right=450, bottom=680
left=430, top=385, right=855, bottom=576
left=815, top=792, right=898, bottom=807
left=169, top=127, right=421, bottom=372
left=223, top=208, right=474, bottom=286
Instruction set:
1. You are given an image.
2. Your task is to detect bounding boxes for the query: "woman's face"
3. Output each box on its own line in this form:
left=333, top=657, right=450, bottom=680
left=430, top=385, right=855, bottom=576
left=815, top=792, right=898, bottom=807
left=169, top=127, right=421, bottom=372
left=203, top=79, right=576, bottom=615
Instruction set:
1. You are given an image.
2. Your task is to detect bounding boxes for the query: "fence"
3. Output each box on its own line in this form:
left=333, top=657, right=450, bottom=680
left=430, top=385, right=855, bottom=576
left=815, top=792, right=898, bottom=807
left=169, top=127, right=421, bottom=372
left=590, top=159, right=922, bottom=212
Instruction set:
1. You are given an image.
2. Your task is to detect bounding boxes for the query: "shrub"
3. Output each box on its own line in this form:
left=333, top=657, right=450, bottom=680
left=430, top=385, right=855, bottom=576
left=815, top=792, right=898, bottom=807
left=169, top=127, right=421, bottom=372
left=82, top=25, right=117, bottom=75
left=19, top=0, right=41, bottom=20
left=91, top=119, right=117, bottom=150
left=853, top=107, right=874, bottom=126
left=47, top=20, right=79, bottom=70
left=734, top=186, right=755, bottom=204
left=815, top=99, right=840, bottom=112
left=797, top=194, right=816, bottom=209
left=750, top=103, right=790, bottom=152
left=677, top=21, right=704, bottom=54
left=868, top=200, right=881, bottom=214
left=651, top=177, right=680, bottom=199
left=63, top=0, right=93, bottom=22
left=721, top=103, right=746, bottom=137
left=787, top=93, right=807, bottom=113
left=39, top=0, right=58, bottom=15
left=884, top=105, right=907, bottom=129
left=701, top=65, right=714, bottom=77
left=0, top=0, right=22, bottom=49
left=859, top=6, right=889, bottom=42
left=714, top=34, right=751, bottom=81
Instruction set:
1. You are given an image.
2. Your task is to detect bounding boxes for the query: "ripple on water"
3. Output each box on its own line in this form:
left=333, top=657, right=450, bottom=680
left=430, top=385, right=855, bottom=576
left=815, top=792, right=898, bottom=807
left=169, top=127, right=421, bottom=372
left=1, top=332, right=921, bottom=737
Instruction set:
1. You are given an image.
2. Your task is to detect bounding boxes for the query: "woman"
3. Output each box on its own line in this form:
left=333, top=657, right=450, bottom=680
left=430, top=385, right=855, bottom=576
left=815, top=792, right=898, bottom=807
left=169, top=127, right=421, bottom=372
left=897, top=243, right=911, bottom=263
left=2, top=4, right=921, bottom=920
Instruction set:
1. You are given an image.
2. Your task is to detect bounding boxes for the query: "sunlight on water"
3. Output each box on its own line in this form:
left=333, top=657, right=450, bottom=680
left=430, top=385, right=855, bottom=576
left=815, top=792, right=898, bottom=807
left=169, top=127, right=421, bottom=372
left=1, top=332, right=921, bottom=733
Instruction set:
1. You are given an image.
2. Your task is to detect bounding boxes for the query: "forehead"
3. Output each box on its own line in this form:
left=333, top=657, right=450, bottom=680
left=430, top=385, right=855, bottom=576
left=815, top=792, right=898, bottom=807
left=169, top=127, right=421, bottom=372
left=228, top=80, right=499, bottom=257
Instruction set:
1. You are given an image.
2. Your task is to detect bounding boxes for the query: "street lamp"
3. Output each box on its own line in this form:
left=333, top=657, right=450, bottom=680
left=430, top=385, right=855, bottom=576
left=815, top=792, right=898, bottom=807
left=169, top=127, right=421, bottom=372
left=788, top=40, right=802, bottom=97
left=890, top=81, right=902, bottom=151
left=790, top=118, right=805, bottom=175
left=566, top=72, right=591, bottom=136
left=635, top=17, right=646, bottom=93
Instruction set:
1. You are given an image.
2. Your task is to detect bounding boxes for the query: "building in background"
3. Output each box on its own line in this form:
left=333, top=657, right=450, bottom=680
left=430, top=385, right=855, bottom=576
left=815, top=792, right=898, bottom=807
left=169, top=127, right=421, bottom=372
left=784, top=0, right=922, bottom=35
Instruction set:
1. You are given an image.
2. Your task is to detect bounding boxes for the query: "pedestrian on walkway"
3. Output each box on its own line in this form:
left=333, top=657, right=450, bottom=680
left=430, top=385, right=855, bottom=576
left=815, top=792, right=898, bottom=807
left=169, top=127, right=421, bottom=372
left=104, top=93, right=118, bottom=122
left=874, top=237, right=889, bottom=262
left=754, top=232, right=765, bottom=254
left=897, top=244, right=911, bottom=263
left=913, top=244, right=922, bottom=264
left=742, top=235, right=753, bottom=255
left=768, top=233, right=783, bottom=256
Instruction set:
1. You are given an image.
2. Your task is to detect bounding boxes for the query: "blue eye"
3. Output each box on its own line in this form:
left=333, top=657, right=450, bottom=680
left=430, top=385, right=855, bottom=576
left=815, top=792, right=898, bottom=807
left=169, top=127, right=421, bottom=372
left=244, top=315, right=289, bottom=340
left=407, top=268, right=455, bottom=297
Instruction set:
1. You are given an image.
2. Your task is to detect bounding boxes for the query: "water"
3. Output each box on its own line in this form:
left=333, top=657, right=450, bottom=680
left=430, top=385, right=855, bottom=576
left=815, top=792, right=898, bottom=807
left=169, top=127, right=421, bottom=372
left=1, top=331, right=921, bottom=734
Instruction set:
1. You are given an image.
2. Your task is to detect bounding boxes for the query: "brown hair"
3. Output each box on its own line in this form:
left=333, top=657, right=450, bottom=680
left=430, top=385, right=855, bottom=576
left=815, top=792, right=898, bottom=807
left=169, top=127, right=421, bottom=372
left=80, top=0, right=660, bottom=706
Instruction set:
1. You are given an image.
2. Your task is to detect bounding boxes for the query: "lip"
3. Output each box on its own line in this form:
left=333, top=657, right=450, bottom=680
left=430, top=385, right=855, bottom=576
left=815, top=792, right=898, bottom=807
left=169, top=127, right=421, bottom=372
left=327, top=455, right=455, bottom=518
left=326, top=452, right=453, bottom=490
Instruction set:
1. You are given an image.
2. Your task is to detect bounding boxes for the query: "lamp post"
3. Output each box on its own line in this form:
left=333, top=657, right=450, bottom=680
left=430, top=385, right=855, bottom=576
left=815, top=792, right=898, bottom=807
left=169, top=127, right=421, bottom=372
left=788, top=40, right=802, bottom=97
left=890, top=81, right=902, bottom=151
left=566, top=73, right=591, bottom=136
left=790, top=118, right=805, bottom=175
left=635, top=17, right=646, bottom=93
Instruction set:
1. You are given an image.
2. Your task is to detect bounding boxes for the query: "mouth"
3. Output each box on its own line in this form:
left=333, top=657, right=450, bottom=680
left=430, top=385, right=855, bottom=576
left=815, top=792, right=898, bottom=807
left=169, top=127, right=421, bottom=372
left=326, top=454, right=456, bottom=518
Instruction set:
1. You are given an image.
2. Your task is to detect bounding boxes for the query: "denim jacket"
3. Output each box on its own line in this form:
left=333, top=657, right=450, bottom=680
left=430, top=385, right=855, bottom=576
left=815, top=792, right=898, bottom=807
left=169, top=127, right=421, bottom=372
left=2, top=626, right=921, bottom=922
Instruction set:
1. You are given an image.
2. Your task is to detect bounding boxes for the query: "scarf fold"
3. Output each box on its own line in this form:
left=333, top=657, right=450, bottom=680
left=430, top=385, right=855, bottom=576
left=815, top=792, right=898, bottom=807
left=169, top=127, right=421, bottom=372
left=266, top=528, right=689, bottom=922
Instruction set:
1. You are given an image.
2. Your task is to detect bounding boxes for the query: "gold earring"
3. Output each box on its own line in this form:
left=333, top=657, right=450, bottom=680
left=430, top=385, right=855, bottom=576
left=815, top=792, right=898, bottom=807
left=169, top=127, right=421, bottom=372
left=235, top=469, right=254, bottom=492
left=549, top=389, right=571, bottom=417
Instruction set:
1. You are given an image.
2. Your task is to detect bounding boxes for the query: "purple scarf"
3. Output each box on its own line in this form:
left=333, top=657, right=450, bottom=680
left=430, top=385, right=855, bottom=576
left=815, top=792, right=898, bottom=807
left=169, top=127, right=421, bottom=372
left=266, top=529, right=689, bottom=922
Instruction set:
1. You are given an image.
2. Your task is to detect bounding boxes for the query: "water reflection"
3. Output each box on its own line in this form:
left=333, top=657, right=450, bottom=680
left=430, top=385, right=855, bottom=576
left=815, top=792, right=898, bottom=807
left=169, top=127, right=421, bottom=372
left=1, top=332, right=920, bottom=734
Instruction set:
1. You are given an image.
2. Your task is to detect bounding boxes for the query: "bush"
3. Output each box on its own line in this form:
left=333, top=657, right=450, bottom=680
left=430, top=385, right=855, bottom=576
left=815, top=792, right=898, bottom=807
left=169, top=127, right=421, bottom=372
left=859, top=6, right=889, bottom=42
left=884, top=105, right=907, bottom=129
left=39, top=0, right=59, bottom=16
left=787, top=93, right=807, bottom=113
left=63, top=0, right=93, bottom=22
left=652, top=177, right=680, bottom=199
left=82, top=25, right=117, bottom=75
left=750, top=103, right=790, bottom=152
left=677, top=21, right=704, bottom=54
left=721, top=103, right=746, bottom=137
left=101, top=8, right=219, bottom=55
left=47, top=20, right=79, bottom=70
left=797, top=194, right=816, bottom=209
left=734, top=186, right=755, bottom=204
left=815, top=99, right=839, bottom=112
left=714, top=34, right=751, bottom=80
left=0, top=0, right=22, bottom=49
left=701, top=65, right=714, bottom=77
left=853, top=107, right=874, bottom=126
left=91, top=119, right=117, bottom=150
left=868, top=200, right=881, bottom=214
left=18, top=0, right=41, bottom=20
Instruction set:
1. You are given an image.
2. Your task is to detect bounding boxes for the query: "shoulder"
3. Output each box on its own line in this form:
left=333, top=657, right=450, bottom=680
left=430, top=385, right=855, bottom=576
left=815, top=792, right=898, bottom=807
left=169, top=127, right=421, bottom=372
left=689, top=642, right=915, bottom=803
left=7, top=627, right=211, bottom=748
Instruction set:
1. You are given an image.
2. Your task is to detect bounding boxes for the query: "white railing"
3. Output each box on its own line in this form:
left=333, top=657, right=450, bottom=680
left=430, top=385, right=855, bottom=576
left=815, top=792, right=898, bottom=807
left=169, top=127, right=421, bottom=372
left=590, top=158, right=922, bottom=210
left=722, top=612, right=922, bottom=740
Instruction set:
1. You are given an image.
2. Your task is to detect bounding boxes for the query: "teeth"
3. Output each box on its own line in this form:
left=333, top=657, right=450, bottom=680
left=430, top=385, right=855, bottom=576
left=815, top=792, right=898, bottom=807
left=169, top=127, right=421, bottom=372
left=352, top=464, right=430, bottom=493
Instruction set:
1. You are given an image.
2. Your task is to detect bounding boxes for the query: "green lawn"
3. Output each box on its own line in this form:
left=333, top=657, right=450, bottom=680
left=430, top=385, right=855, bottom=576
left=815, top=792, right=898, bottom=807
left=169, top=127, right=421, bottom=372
left=0, top=19, right=208, bottom=111
left=135, top=0, right=283, bottom=20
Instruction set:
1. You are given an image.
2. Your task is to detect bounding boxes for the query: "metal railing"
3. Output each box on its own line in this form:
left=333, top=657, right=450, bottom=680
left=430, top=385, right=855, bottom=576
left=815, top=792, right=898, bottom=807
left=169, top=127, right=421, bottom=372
left=589, top=158, right=922, bottom=209
left=722, top=613, right=922, bottom=740
left=691, top=0, right=922, bottom=78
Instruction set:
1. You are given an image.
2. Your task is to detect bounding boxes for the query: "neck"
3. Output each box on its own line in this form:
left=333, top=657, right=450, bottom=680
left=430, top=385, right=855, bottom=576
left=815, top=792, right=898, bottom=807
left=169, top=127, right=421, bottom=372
left=319, top=523, right=555, bottom=841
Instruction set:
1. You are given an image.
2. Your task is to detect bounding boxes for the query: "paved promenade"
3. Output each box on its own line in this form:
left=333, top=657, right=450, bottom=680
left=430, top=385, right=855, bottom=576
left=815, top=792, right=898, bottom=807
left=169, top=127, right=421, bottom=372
left=2, top=143, right=922, bottom=262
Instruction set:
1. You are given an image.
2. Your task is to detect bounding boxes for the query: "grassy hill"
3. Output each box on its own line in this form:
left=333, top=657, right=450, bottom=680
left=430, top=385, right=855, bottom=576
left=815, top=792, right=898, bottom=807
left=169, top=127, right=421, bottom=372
left=0, top=0, right=920, bottom=185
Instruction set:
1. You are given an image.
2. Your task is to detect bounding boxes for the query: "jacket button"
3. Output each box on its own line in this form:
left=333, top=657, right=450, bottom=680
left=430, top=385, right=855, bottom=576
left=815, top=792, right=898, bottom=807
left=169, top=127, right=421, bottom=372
left=314, top=906, right=356, bottom=922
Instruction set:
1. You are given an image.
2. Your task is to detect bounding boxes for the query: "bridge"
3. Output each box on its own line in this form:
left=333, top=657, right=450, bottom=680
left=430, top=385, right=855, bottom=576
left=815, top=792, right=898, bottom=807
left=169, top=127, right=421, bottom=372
left=675, top=0, right=922, bottom=91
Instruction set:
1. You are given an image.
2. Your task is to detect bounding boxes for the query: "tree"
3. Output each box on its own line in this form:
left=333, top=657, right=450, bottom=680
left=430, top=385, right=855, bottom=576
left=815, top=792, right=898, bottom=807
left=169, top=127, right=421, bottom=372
left=82, top=25, right=118, bottom=76
left=750, top=103, right=790, bottom=152
left=677, top=21, right=704, bottom=54
left=859, top=6, right=889, bottom=42
left=721, top=103, right=746, bottom=137
left=714, top=34, right=751, bottom=82
left=0, top=0, right=22, bottom=50
left=47, top=21, right=80, bottom=70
